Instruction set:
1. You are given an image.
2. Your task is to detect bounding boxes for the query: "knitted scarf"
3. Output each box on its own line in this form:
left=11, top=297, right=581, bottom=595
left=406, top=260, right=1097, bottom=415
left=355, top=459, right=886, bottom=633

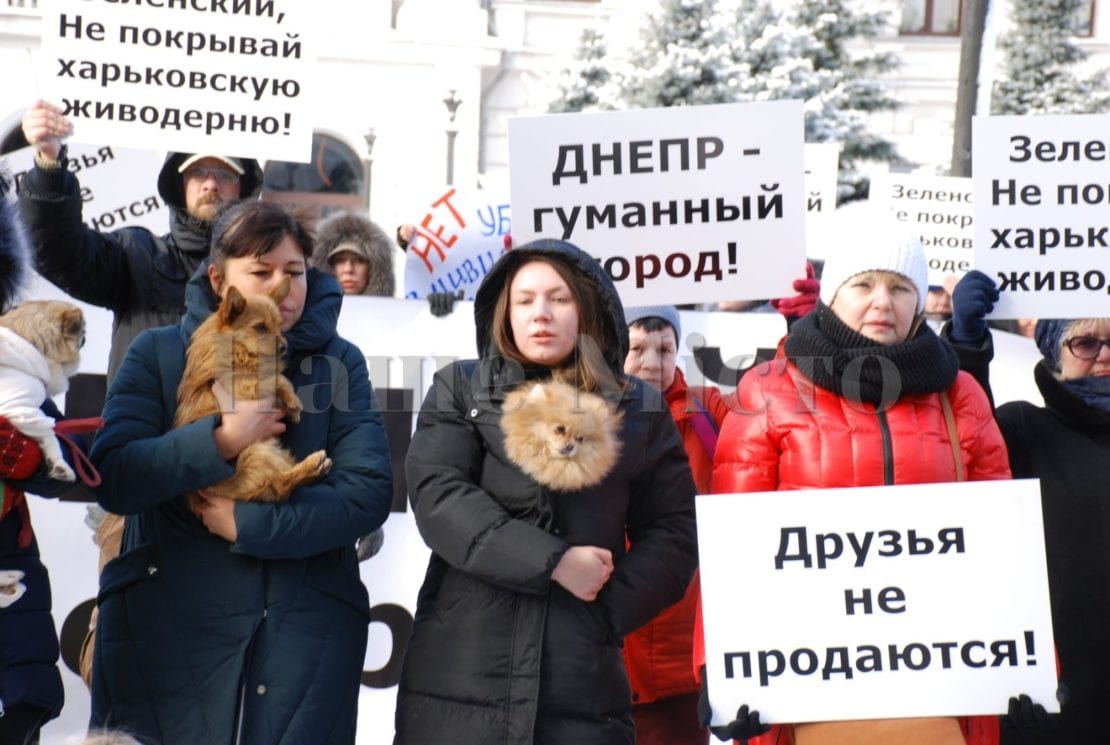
left=784, top=302, right=959, bottom=409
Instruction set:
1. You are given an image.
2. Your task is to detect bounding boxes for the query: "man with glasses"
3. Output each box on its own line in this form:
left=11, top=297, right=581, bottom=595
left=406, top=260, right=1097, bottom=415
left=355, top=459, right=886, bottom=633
left=18, top=99, right=262, bottom=383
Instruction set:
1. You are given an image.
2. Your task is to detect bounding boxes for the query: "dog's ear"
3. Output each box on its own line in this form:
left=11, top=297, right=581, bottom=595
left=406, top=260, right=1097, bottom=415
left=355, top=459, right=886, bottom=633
left=61, top=306, right=84, bottom=340
left=269, top=275, right=291, bottom=305
left=220, top=286, right=247, bottom=325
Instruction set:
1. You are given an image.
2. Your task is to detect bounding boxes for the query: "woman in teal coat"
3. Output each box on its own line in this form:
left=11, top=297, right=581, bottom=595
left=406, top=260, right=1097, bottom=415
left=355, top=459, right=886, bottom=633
left=89, top=201, right=392, bottom=745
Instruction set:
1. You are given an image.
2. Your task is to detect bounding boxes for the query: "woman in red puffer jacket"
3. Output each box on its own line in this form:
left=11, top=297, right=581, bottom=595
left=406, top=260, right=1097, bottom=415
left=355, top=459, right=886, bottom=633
left=705, top=215, right=1012, bottom=745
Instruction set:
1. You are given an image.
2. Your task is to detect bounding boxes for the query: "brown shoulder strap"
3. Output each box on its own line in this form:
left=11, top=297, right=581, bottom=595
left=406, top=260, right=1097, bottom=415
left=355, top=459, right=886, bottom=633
left=940, top=391, right=966, bottom=482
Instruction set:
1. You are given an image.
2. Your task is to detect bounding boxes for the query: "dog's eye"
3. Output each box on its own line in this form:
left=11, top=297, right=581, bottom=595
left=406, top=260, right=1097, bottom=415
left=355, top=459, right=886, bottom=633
left=254, top=322, right=268, bottom=333
left=554, top=425, right=566, bottom=436
left=80, top=335, right=86, bottom=349
left=575, top=435, right=584, bottom=443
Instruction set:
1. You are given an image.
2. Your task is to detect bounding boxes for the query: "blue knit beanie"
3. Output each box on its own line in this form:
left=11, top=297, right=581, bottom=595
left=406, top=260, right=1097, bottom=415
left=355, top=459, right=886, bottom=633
left=624, top=305, right=681, bottom=343
left=1035, top=319, right=1070, bottom=371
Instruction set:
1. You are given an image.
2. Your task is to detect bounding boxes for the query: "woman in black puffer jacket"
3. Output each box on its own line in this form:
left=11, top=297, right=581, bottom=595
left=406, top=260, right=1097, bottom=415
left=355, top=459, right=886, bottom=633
left=395, top=239, right=698, bottom=745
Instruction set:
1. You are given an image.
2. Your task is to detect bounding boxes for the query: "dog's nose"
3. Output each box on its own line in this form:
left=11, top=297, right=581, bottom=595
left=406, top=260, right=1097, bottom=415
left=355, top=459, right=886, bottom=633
left=560, top=443, right=575, bottom=456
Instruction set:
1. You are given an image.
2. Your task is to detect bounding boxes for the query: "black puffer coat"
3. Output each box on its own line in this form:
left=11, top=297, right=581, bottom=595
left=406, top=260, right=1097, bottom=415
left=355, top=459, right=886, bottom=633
left=18, top=151, right=262, bottom=383
left=950, top=330, right=1110, bottom=744
left=395, top=240, right=698, bottom=745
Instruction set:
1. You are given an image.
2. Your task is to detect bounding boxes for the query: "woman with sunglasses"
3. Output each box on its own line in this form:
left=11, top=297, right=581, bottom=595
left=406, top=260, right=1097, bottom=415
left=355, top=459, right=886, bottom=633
left=947, top=270, right=1110, bottom=744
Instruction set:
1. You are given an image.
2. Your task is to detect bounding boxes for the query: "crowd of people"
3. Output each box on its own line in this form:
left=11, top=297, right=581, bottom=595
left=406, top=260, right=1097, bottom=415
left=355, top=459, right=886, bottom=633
left=0, top=99, right=1106, bottom=745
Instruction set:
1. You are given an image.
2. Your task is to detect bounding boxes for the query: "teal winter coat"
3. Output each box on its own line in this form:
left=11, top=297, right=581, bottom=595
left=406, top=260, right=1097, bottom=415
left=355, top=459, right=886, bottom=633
left=89, top=265, right=392, bottom=745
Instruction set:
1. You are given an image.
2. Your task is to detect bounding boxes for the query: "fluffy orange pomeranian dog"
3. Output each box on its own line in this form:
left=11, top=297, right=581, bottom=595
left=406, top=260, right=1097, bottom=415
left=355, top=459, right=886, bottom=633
left=500, top=378, right=622, bottom=492
left=174, top=276, right=330, bottom=510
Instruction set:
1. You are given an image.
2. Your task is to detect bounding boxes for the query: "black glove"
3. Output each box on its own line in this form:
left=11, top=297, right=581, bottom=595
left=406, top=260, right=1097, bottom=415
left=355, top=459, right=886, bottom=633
left=697, top=667, right=771, bottom=743
left=1005, top=694, right=1058, bottom=732
left=950, top=270, right=999, bottom=345
left=428, top=289, right=464, bottom=317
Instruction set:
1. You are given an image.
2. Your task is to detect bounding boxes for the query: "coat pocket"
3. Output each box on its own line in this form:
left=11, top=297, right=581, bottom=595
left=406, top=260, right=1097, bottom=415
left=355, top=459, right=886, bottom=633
left=97, top=541, right=161, bottom=604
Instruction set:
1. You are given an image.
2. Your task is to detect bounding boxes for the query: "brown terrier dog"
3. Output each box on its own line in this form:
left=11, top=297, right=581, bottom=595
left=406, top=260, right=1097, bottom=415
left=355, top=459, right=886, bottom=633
left=175, top=276, right=330, bottom=511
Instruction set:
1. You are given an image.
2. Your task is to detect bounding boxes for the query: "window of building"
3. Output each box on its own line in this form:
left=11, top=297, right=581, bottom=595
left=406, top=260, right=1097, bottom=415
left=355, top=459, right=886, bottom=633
left=900, top=0, right=961, bottom=35
left=261, top=132, right=365, bottom=224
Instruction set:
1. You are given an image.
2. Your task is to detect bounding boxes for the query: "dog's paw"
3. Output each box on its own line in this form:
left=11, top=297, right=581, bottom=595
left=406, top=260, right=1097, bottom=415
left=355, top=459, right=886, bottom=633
left=306, top=450, right=332, bottom=479
left=49, top=462, right=76, bottom=482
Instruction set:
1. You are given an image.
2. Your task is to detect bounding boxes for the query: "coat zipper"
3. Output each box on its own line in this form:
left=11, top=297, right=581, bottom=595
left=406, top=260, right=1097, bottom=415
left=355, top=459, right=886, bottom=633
left=876, top=409, right=894, bottom=485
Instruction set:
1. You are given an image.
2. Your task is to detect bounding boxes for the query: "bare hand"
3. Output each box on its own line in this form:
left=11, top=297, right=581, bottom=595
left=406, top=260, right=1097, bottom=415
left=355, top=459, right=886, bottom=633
left=552, top=545, right=613, bottom=602
left=211, top=380, right=285, bottom=460
left=195, top=490, right=238, bottom=542
left=21, top=100, right=72, bottom=161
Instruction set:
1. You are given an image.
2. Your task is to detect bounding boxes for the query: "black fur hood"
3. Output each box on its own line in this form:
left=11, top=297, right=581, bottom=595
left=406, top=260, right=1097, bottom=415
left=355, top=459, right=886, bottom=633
left=0, top=175, right=30, bottom=313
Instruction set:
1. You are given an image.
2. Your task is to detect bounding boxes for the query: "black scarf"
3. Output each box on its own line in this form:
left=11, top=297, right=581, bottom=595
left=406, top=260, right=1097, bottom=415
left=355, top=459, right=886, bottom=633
left=784, top=303, right=959, bottom=409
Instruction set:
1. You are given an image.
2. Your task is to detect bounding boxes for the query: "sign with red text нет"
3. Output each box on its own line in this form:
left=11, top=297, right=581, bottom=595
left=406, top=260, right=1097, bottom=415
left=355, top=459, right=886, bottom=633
left=508, top=101, right=805, bottom=306
left=696, top=479, right=1056, bottom=726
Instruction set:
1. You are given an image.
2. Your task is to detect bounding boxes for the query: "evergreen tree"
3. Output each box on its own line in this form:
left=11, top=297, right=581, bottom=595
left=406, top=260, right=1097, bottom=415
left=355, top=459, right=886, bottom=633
left=548, top=28, right=622, bottom=113
left=784, top=0, right=903, bottom=201
left=991, top=0, right=1110, bottom=114
left=620, top=0, right=738, bottom=108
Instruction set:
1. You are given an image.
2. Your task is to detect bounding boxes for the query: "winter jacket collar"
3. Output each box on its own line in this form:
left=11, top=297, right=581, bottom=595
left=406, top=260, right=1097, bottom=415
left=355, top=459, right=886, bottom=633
left=784, top=301, right=959, bottom=408
left=1035, top=360, right=1110, bottom=434
left=180, top=260, right=342, bottom=359
left=0, top=327, right=61, bottom=393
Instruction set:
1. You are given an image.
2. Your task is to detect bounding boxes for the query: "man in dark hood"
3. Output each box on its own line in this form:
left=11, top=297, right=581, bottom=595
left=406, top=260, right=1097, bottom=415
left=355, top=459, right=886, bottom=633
left=18, top=99, right=263, bottom=384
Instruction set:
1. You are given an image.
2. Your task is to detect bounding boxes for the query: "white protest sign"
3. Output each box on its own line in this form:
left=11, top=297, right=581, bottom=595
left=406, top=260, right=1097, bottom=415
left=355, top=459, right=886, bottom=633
left=402, top=187, right=511, bottom=301
left=1, top=144, right=168, bottom=235
left=869, top=172, right=974, bottom=286
left=697, top=480, right=1056, bottom=726
left=508, top=101, right=806, bottom=306
left=973, top=113, right=1110, bottom=318
left=40, top=0, right=315, bottom=162
left=804, top=142, right=840, bottom=243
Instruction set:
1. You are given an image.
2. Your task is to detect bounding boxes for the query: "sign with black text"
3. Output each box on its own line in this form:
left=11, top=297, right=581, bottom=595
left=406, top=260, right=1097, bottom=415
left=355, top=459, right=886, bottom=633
left=508, top=101, right=806, bottom=306
left=697, top=480, right=1056, bottom=725
left=40, top=0, right=316, bottom=162
left=972, top=113, right=1110, bottom=317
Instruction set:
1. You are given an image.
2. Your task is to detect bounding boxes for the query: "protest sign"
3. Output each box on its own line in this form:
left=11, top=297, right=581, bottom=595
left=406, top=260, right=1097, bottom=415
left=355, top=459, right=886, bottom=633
left=1, top=144, right=168, bottom=234
left=402, top=186, right=511, bottom=300
left=869, top=171, right=974, bottom=286
left=697, top=480, right=1057, bottom=725
left=804, top=142, right=839, bottom=252
left=973, top=113, right=1110, bottom=317
left=508, top=101, right=806, bottom=306
left=39, top=0, right=315, bottom=162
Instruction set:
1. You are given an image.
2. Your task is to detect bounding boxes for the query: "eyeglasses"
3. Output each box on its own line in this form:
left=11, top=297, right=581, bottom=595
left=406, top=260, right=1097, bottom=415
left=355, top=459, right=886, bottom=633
left=184, top=166, right=240, bottom=184
left=1064, top=336, right=1110, bottom=360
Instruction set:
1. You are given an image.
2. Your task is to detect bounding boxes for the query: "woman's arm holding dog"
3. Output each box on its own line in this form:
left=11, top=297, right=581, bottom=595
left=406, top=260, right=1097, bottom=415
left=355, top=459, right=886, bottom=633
left=230, top=343, right=393, bottom=559
left=92, top=330, right=237, bottom=514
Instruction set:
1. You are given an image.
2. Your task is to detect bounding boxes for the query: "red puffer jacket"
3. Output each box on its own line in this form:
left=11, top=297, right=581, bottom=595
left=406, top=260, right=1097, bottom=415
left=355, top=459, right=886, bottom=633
left=708, top=358, right=1011, bottom=745
left=624, top=368, right=731, bottom=705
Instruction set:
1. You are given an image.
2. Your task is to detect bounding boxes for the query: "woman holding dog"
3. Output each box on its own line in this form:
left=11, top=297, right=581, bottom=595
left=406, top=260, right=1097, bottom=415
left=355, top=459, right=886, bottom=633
left=89, top=201, right=393, bottom=744
left=705, top=211, right=1013, bottom=745
left=394, top=239, right=698, bottom=745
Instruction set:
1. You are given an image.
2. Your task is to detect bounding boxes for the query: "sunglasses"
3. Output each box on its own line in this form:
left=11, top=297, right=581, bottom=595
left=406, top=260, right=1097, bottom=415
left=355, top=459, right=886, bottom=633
left=1064, top=336, right=1110, bottom=360
left=184, top=166, right=240, bottom=184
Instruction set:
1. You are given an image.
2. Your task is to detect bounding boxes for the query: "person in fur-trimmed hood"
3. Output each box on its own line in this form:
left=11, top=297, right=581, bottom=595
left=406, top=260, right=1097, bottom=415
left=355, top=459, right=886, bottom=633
left=18, top=99, right=263, bottom=384
left=314, top=209, right=396, bottom=296
left=395, top=239, right=698, bottom=745
left=0, top=172, right=94, bottom=744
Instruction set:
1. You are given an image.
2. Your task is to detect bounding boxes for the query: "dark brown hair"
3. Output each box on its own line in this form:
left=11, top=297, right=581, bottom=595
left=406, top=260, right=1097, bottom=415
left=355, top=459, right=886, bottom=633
left=210, top=200, right=314, bottom=271
left=491, top=257, right=620, bottom=395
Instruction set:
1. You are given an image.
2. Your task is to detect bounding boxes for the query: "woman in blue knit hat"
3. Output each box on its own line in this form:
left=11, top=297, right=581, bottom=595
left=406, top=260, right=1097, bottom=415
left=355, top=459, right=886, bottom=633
left=948, top=269, right=1110, bottom=744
